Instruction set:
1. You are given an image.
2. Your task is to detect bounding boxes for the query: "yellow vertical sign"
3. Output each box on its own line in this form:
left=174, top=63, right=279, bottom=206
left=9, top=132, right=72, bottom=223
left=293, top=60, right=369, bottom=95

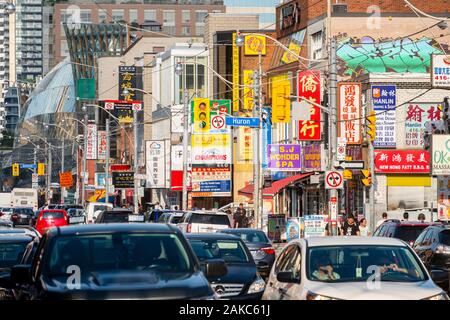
left=271, top=74, right=291, bottom=123
left=193, top=98, right=211, bottom=133
left=232, top=32, right=239, bottom=112
left=37, top=163, right=45, bottom=176
left=12, top=163, right=20, bottom=177
left=243, top=70, right=254, bottom=110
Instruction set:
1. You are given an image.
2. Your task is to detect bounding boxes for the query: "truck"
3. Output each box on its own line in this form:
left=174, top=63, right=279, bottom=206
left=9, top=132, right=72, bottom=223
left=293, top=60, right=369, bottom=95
left=11, top=188, right=38, bottom=211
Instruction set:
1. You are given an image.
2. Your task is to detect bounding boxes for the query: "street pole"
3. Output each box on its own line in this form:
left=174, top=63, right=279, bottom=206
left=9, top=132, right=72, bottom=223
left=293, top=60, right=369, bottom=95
left=182, top=58, right=189, bottom=211
left=328, top=37, right=338, bottom=236
left=369, top=138, right=375, bottom=232
left=105, top=118, right=110, bottom=205
left=61, top=139, right=65, bottom=204
left=33, top=147, right=37, bottom=174
left=82, top=112, right=88, bottom=207
left=252, top=66, right=261, bottom=229
left=133, top=110, right=138, bottom=214
left=47, top=143, right=52, bottom=205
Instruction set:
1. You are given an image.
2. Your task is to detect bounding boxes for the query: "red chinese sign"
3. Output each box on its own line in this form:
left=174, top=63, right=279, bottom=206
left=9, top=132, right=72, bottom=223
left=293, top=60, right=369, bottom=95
left=405, top=103, right=444, bottom=148
left=297, top=70, right=321, bottom=141
left=374, top=150, right=430, bottom=173
left=338, top=83, right=362, bottom=144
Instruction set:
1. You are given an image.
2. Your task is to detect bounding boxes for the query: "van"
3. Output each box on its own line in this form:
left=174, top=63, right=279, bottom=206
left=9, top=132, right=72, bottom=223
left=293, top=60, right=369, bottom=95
left=86, top=202, right=113, bottom=224
left=178, top=211, right=231, bottom=233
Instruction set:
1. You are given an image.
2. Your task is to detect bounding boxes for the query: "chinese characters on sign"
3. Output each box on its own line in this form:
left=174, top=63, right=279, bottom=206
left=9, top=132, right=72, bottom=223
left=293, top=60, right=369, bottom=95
left=112, top=171, right=134, bottom=189
left=243, top=70, right=254, bottom=110
left=304, top=215, right=326, bottom=238
left=59, top=172, right=73, bottom=188
left=338, top=83, right=362, bottom=144
left=191, top=165, right=231, bottom=197
left=146, top=140, right=166, bottom=188
left=86, top=124, right=97, bottom=159
left=431, top=54, right=450, bottom=88
left=371, top=85, right=396, bottom=148
left=118, top=66, right=137, bottom=101
left=237, top=127, right=253, bottom=162
left=298, top=70, right=321, bottom=141
left=374, top=150, right=430, bottom=173
left=97, top=131, right=107, bottom=160
left=232, top=33, right=239, bottom=112
left=244, top=35, right=266, bottom=56
left=268, top=144, right=302, bottom=171
left=405, top=103, right=443, bottom=148
left=302, top=144, right=322, bottom=171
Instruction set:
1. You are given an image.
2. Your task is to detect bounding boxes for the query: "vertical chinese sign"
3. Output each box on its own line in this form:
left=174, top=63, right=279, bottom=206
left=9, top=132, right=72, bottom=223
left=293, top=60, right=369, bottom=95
left=404, top=103, right=443, bottom=149
left=243, top=70, right=254, bottom=110
left=97, top=131, right=107, bottom=160
left=338, top=83, right=362, bottom=144
left=232, top=33, right=239, bottom=112
left=86, top=124, right=97, bottom=160
left=371, top=85, right=396, bottom=148
left=146, top=140, right=166, bottom=188
left=118, top=66, right=137, bottom=101
left=297, top=70, right=321, bottom=141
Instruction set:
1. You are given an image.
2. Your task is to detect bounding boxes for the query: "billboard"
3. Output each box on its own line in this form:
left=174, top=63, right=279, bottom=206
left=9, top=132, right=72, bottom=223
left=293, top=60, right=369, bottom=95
left=404, top=103, right=444, bottom=149
left=191, top=165, right=231, bottom=197
left=371, top=85, right=396, bottom=148
left=431, top=54, right=450, bottom=88
left=267, top=144, right=302, bottom=171
left=145, top=140, right=166, bottom=188
left=374, top=149, right=430, bottom=173
left=298, top=70, right=321, bottom=141
left=112, top=171, right=134, bottom=189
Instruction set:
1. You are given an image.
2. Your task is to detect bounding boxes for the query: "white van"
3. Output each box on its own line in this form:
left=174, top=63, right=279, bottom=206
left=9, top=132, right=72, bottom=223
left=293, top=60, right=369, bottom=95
left=86, top=202, right=113, bottom=224
left=178, top=211, right=231, bottom=233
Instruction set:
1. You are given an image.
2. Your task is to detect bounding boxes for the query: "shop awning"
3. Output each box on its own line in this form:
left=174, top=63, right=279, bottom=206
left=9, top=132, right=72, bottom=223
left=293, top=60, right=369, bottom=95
left=238, top=173, right=313, bottom=198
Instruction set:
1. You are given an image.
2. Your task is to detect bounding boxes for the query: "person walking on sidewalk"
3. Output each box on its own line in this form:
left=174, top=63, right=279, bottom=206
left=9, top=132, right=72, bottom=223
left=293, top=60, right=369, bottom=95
left=233, top=203, right=247, bottom=228
left=340, top=215, right=360, bottom=236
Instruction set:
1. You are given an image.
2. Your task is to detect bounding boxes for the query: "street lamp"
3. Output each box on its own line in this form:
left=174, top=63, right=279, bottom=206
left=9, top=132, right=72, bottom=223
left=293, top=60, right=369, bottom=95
left=174, top=63, right=183, bottom=76
left=235, top=31, right=245, bottom=47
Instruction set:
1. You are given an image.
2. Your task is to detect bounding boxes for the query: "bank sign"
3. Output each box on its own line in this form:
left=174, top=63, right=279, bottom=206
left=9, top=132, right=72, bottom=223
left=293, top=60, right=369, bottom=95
left=432, top=135, right=450, bottom=175
left=267, top=144, right=301, bottom=171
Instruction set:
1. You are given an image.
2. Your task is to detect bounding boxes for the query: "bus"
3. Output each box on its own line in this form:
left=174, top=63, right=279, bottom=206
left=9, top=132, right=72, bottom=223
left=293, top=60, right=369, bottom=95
left=11, top=188, right=38, bottom=211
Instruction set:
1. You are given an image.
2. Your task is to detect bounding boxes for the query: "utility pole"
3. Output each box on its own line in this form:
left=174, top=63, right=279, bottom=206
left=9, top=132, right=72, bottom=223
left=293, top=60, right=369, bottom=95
left=105, top=118, right=110, bottom=205
left=61, top=139, right=65, bottom=204
left=182, top=58, right=189, bottom=211
left=133, top=109, right=138, bottom=214
left=82, top=112, right=88, bottom=207
left=33, top=147, right=37, bottom=174
left=47, top=142, right=52, bottom=205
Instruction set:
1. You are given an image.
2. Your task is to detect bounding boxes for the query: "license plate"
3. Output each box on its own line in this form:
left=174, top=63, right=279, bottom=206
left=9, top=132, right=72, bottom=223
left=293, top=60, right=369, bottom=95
left=69, top=216, right=85, bottom=224
left=20, top=214, right=28, bottom=218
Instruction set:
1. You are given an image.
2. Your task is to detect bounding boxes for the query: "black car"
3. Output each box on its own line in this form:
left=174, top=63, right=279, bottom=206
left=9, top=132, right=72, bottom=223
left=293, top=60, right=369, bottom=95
left=95, top=209, right=145, bottom=223
left=147, top=209, right=179, bottom=223
left=186, top=233, right=265, bottom=300
left=0, top=233, right=35, bottom=300
left=10, top=208, right=34, bottom=227
left=218, top=228, right=275, bottom=279
left=4, top=223, right=227, bottom=300
left=373, top=219, right=431, bottom=246
left=413, top=222, right=450, bottom=292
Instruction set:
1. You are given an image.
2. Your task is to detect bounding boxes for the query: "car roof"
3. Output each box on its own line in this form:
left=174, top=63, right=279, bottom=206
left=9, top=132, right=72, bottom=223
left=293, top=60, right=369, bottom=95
left=382, top=219, right=432, bottom=226
left=0, top=233, right=34, bottom=242
left=302, top=236, right=408, bottom=247
left=48, top=223, right=179, bottom=236
left=185, top=233, right=244, bottom=240
left=40, top=209, right=66, bottom=212
left=220, top=228, right=263, bottom=233
left=187, top=211, right=227, bottom=215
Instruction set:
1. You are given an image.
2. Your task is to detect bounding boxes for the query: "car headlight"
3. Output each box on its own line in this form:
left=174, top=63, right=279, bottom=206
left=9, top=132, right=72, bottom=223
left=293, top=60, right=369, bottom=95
left=306, top=291, right=339, bottom=300
left=423, top=292, right=449, bottom=300
left=247, top=277, right=266, bottom=294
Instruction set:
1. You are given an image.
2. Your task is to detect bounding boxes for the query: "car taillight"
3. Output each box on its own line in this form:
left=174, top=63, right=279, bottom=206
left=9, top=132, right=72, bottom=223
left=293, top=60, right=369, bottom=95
left=12, top=214, right=18, bottom=220
left=186, top=223, right=192, bottom=233
left=261, top=247, right=275, bottom=255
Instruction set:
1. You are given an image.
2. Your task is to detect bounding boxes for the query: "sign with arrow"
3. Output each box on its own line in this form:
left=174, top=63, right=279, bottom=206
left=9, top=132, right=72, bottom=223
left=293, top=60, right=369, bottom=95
left=338, top=160, right=364, bottom=170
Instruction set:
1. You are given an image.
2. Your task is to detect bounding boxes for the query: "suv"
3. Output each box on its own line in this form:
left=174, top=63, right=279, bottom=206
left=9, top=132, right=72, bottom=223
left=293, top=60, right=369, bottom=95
left=10, top=208, right=34, bottom=227
left=413, top=222, right=450, bottom=292
left=5, top=224, right=227, bottom=300
left=373, top=219, right=431, bottom=246
left=178, top=211, right=231, bottom=233
left=95, top=209, right=145, bottom=224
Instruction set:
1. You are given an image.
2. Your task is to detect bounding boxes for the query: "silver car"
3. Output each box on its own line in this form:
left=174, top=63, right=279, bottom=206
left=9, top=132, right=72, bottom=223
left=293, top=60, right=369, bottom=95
left=263, top=236, right=449, bottom=300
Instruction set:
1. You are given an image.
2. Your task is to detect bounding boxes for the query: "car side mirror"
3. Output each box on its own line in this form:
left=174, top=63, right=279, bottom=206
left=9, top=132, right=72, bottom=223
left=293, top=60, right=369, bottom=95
left=276, top=271, right=298, bottom=283
left=430, top=269, right=448, bottom=284
left=205, top=259, right=228, bottom=278
left=10, top=265, right=32, bottom=285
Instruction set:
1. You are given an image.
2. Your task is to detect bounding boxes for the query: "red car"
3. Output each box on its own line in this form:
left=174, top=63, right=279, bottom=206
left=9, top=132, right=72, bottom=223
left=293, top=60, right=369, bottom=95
left=35, top=209, right=69, bottom=235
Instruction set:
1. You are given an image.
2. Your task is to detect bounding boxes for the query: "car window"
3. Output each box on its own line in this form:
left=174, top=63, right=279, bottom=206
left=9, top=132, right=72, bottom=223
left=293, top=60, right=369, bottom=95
left=223, top=231, right=269, bottom=244
left=276, top=245, right=301, bottom=279
left=376, top=225, right=387, bottom=236
left=157, top=213, right=167, bottom=223
left=0, top=242, right=28, bottom=268
left=414, top=229, right=428, bottom=248
left=275, top=244, right=296, bottom=273
left=396, top=226, right=429, bottom=243
left=189, top=239, right=250, bottom=263
left=42, top=211, right=65, bottom=219
left=100, top=212, right=129, bottom=223
left=191, top=214, right=230, bottom=226
left=439, top=229, right=450, bottom=245
left=170, top=216, right=183, bottom=224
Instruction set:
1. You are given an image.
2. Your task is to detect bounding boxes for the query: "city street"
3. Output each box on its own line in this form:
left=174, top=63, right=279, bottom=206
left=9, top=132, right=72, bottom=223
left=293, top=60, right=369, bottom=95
left=0, top=0, right=450, bottom=302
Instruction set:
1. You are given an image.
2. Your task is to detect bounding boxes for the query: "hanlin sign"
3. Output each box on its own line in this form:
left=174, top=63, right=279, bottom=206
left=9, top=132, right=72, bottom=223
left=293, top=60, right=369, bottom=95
left=146, top=140, right=166, bottom=188
left=374, top=150, right=430, bottom=174
left=86, top=124, right=97, bottom=160
left=371, top=85, right=396, bottom=148
left=268, top=144, right=302, bottom=171
left=338, top=83, right=362, bottom=144
left=298, top=70, right=321, bottom=141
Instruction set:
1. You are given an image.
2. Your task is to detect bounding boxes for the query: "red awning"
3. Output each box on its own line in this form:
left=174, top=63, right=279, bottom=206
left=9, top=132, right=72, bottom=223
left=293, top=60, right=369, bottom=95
left=238, top=173, right=313, bottom=198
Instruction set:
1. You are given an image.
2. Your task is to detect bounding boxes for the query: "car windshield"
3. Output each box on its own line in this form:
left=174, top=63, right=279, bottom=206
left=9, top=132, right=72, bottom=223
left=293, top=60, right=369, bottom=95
left=67, top=209, right=84, bottom=217
left=43, top=211, right=65, bottom=219
left=170, top=216, right=183, bottom=224
left=101, top=212, right=130, bottom=223
left=396, top=226, right=428, bottom=243
left=0, top=242, right=28, bottom=268
left=93, top=205, right=110, bottom=212
left=224, top=231, right=269, bottom=244
left=1, top=208, right=12, bottom=213
left=189, top=239, right=250, bottom=263
left=307, top=245, right=427, bottom=283
left=46, top=233, right=193, bottom=277
left=191, top=214, right=230, bottom=226
left=439, top=230, right=450, bottom=245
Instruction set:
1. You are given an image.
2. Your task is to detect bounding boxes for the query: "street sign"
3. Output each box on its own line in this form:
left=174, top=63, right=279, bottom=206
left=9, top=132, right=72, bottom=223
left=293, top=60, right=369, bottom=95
left=32, top=173, right=38, bottom=183
left=338, top=160, right=364, bottom=169
left=32, top=182, right=38, bottom=189
left=226, top=117, right=260, bottom=127
left=20, top=164, right=37, bottom=169
left=211, top=115, right=225, bottom=129
left=325, top=171, right=344, bottom=189
left=85, top=185, right=96, bottom=191
left=337, top=137, right=346, bottom=161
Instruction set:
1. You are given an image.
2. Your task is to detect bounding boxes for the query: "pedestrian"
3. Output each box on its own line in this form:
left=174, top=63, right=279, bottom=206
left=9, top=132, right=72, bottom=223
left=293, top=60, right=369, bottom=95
left=154, top=202, right=162, bottom=210
left=417, top=213, right=426, bottom=222
left=402, top=211, right=409, bottom=221
left=376, top=212, right=388, bottom=228
left=233, top=203, right=246, bottom=228
left=340, top=215, right=360, bottom=236
left=359, top=218, right=370, bottom=236
left=225, top=209, right=234, bottom=227
left=138, top=203, right=144, bottom=214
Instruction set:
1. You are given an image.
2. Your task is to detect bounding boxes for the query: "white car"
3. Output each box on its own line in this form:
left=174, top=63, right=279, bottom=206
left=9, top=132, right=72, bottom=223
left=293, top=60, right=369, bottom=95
left=86, top=202, right=113, bottom=224
left=178, top=211, right=231, bottom=233
left=263, top=236, right=449, bottom=300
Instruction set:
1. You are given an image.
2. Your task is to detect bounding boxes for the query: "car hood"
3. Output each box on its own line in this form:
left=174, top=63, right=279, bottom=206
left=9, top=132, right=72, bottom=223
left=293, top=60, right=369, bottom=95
left=41, top=271, right=213, bottom=300
left=307, top=280, right=442, bottom=300
left=205, top=263, right=257, bottom=284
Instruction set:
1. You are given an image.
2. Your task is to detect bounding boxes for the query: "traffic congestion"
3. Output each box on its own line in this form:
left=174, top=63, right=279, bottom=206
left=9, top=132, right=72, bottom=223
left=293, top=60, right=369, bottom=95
left=0, top=199, right=448, bottom=300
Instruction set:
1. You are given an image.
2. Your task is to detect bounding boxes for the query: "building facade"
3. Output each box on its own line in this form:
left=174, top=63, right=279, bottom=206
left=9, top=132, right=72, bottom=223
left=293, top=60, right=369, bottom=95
left=224, top=0, right=281, bottom=29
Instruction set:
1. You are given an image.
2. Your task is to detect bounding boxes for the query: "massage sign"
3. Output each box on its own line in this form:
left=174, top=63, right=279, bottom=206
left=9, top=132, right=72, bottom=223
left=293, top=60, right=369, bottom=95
left=267, top=144, right=302, bottom=171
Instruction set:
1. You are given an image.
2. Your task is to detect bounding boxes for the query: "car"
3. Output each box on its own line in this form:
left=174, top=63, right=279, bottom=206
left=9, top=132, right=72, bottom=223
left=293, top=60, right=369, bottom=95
left=263, top=236, right=448, bottom=300
left=147, top=209, right=177, bottom=223
left=0, top=208, right=13, bottom=221
left=35, top=210, right=69, bottom=235
left=413, top=222, right=450, bottom=292
left=156, top=211, right=185, bottom=225
left=86, top=202, right=113, bottom=224
left=66, top=208, right=86, bottom=225
left=186, top=233, right=265, bottom=300
left=178, top=211, right=231, bottom=233
left=0, top=226, right=41, bottom=239
left=5, top=223, right=227, bottom=300
left=94, top=209, right=145, bottom=224
left=0, top=233, right=35, bottom=300
left=373, top=219, right=431, bottom=246
left=10, top=208, right=34, bottom=227
left=218, top=228, right=275, bottom=279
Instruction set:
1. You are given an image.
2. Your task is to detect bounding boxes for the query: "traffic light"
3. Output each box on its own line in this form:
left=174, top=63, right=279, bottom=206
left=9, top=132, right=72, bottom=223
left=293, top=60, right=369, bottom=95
left=193, top=98, right=210, bottom=133
left=366, top=111, right=376, bottom=142
left=361, top=169, right=371, bottom=186
left=12, top=163, right=20, bottom=177
left=271, top=78, right=290, bottom=123
left=38, top=163, right=45, bottom=176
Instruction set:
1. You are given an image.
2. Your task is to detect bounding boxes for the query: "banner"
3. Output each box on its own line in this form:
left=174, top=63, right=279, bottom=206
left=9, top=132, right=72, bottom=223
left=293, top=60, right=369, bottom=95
left=146, top=140, right=166, bottom=188
left=237, top=127, right=253, bottom=162
left=112, top=171, right=134, bottom=189
left=232, top=33, right=239, bottom=112
left=431, top=134, right=450, bottom=175
left=86, top=124, right=97, bottom=159
left=95, top=173, right=106, bottom=188
left=405, top=103, right=444, bottom=149
left=431, top=54, right=450, bottom=88
left=338, top=83, right=362, bottom=144
left=298, top=70, right=321, bottom=141
left=267, top=144, right=302, bottom=171
left=371, top=85, right=396, bottom=148
left=303, top=144, right=322, bottom=172
left=243, top=70, right=254, bottom=110
left=59, top=172, right=73, bottom=188
left=97, top=130, right=107, bottom=160
left=286, top=218, right=301, bottom=241
left=244, top=35, right=266, bottom=56
left=374, top=150, right=430, bottom=173
left=191, top=165, right=231, bottom=197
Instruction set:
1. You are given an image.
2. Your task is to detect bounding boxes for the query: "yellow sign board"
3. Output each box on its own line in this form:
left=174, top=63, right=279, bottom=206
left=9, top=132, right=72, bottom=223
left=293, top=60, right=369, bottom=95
left=244, top=35, right=266, bottom=56
left=192, top=134, right=230, bottom=148
left=237, top=127, right=253, bottom=161
left=243, top=70, right=254, bottom=110
left=281, top=41, right=301, bottom=64
left=343, top=170, right=352, bottom=180
left=271, top=74, right=291, bottom=123
left=232, top=32, right=239, bottom=112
